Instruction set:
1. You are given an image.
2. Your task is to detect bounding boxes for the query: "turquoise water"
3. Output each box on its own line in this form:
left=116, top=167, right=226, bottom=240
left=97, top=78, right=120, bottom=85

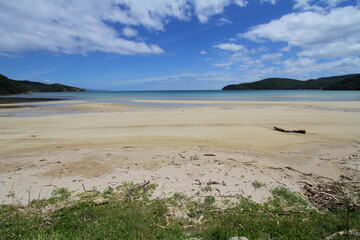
left=4, top=90, right=360, bottom=105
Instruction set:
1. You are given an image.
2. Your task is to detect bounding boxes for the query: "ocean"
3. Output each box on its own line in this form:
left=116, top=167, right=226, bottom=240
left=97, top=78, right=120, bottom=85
left=4, top=90, right=360, bottom=105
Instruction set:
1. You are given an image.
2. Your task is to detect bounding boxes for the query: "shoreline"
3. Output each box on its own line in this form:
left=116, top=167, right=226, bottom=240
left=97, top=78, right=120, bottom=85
left=0, top=97, right=65, bottom=104
left=0, top=99, right=359, bottom=205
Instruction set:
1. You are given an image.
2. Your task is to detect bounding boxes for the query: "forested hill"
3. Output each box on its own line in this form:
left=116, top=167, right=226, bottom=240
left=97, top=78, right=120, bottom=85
left=222, top=74, right=360, bottom=90
left=0, top=74, right=85, bottom=95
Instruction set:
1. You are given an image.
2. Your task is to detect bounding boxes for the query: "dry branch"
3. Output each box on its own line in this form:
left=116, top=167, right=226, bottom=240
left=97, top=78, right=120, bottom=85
left=274, top=126, right=306, bottom=134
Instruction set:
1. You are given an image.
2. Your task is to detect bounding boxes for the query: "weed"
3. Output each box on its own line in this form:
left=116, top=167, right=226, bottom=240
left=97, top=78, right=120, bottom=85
left=102, top=186, right=114, bottom=197
left=170, top=192, right=188, bottom=206
left=204, top=196, right=216, bottom=205
left=173, top=192, right=187, bottom=201
left=272, top=186, right=307, bottom=207
left=49, top=187, right=71, bottom=203
left=252, top=180, right=265, bottom=189
left=6, top=191, right=15, bottom=199
left=202, top=186, right=212, bottom=192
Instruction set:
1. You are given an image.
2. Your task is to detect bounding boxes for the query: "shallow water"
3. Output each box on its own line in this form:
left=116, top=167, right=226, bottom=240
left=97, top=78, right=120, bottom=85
left=2, top=90, right=360, bottom=105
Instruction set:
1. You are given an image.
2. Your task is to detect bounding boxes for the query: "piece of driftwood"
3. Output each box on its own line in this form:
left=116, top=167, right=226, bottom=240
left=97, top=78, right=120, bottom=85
left=302, top=180, right=360, bottom=210
left=207, top=180, right=221, bottom=185
left=274, top=126, right=306, bottom=134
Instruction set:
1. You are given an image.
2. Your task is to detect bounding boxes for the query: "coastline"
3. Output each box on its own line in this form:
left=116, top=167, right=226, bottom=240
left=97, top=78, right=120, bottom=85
left=0, top=99, right=359, bottom=205
left=0, top=97, right=65, bottom=104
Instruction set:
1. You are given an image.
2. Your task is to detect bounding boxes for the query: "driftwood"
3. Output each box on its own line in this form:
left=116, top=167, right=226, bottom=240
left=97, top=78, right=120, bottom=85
left=274, top=126, right=306, bottom=134
left=194, top=179, right=202, bottom=185
left=302, top=181, right=360, bottom=210
left=207, top=180, right=221, bottom=185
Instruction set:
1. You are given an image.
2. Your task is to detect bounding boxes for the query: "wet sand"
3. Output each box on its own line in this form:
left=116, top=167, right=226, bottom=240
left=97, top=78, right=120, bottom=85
left=0, top=97, right=64, bottom=104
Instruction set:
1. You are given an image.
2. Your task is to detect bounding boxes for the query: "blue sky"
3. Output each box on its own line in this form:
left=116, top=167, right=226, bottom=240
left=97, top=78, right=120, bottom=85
left=1, top=0, right=360, bottom=90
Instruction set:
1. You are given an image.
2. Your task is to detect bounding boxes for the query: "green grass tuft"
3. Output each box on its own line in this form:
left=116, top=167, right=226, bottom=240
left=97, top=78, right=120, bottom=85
left=272, top=186, right=308, bottom=207
left=201, top=185, right=212, bottom=192
left=252, top=180, right=265, bottom=189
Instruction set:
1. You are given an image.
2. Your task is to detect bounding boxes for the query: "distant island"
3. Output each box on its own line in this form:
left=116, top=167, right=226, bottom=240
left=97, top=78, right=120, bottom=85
left=0, top=74, right=85, bottom=95
left=222, top=74, right=360, bottom=90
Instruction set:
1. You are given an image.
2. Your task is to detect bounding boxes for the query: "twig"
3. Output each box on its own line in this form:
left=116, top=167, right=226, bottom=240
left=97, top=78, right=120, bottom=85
left=271, top=177, right=287, bottom=186
left=325, top=229, right=360, bottom=239
left=154, top=223, right=168, bottom=229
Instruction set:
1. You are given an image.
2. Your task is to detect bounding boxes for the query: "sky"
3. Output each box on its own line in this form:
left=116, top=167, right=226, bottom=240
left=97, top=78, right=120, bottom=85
left=0, top=0, right=360, bottom=90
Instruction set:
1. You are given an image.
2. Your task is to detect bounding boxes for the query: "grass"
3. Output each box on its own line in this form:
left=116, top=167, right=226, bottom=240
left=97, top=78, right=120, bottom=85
left=272, top=186, right=308, bottom=207
left=0, top=183, right=359, bottom=240
left=252, top=180, right=265, bottom=189
left=201, top=185, right=212, bottom=192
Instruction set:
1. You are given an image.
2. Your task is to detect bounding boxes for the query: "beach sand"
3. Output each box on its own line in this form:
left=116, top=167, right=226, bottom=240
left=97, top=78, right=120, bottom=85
left=0, top=100, right=359, bottom=205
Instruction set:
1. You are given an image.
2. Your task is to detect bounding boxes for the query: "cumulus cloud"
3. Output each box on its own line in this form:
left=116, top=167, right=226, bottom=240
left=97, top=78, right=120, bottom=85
left=0, top=1, right=167, bottom=55
left=0, top=0, right=277, bottom=56
left=103, top=0, right=191, bottom=31
left=192, top=0, right=233, bottom=23
left=200, top=50, right=208, bottom=54
left=243, top=6, right=360, bottom=59
left=214, top=43, right=245, bottom=51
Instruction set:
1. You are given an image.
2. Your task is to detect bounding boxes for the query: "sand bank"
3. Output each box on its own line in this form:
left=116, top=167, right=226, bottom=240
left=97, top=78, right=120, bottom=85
left=0, top=100, right=359, bottom=204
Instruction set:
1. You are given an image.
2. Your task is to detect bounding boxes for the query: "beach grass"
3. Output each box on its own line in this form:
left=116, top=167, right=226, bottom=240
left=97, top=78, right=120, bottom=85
left=0, top=183, right=359, bottom=240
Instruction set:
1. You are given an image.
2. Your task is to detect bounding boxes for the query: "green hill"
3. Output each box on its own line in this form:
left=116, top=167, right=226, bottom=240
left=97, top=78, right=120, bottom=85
left=324, top=75, right=360, bottom=90
left=222, top=74, right=360, bottom=90
left=0, top=74, right=84, bottom=95
left=0, top=74, right=24, bottom=95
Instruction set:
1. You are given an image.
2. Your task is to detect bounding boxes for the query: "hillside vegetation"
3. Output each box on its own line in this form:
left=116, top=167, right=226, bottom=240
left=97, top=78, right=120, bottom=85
left=222, top=74, right=360, bottom=90
left=0, top=74, right=84, bottom=95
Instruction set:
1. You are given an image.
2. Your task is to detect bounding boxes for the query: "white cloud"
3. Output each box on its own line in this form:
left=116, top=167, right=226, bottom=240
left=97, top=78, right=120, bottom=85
left=0, top=1, right=167, bottom=55
left=214, top=43, right=245, bottom=51
left=299, top=39, right=360, bottom=58
left=200, top=50, right=207, bottom=54
left=260, top=53, right=283, bottom=62
left=281, top=45, right=291, bottom=52
left=243, top=6, right=360, bottom=59
left=214, top=61, right=234, bottom=67
left=282, top=57, right=360, bottom=75
left=0, top=0, right=277, bottom=56
left=234, top=0, right=247, bottom=7
left=192, top=0, right=233, bottom=23
left=42, top=79, right=54, bottom=84
left=294, top=0, right=346, bottom=11
left=216, top=17, right=233, bottom=25
left=261, top=0, right=277, bottom=4
left=123, top=27, right=138, bottom=38
left=104, top=0, right=191, bottom=31
left=115, top=71, right=241, bottom=86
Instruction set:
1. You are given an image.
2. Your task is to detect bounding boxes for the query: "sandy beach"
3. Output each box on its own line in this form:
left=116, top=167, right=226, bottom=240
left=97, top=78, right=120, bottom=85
left=0, top=99, right=359, bottom=205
